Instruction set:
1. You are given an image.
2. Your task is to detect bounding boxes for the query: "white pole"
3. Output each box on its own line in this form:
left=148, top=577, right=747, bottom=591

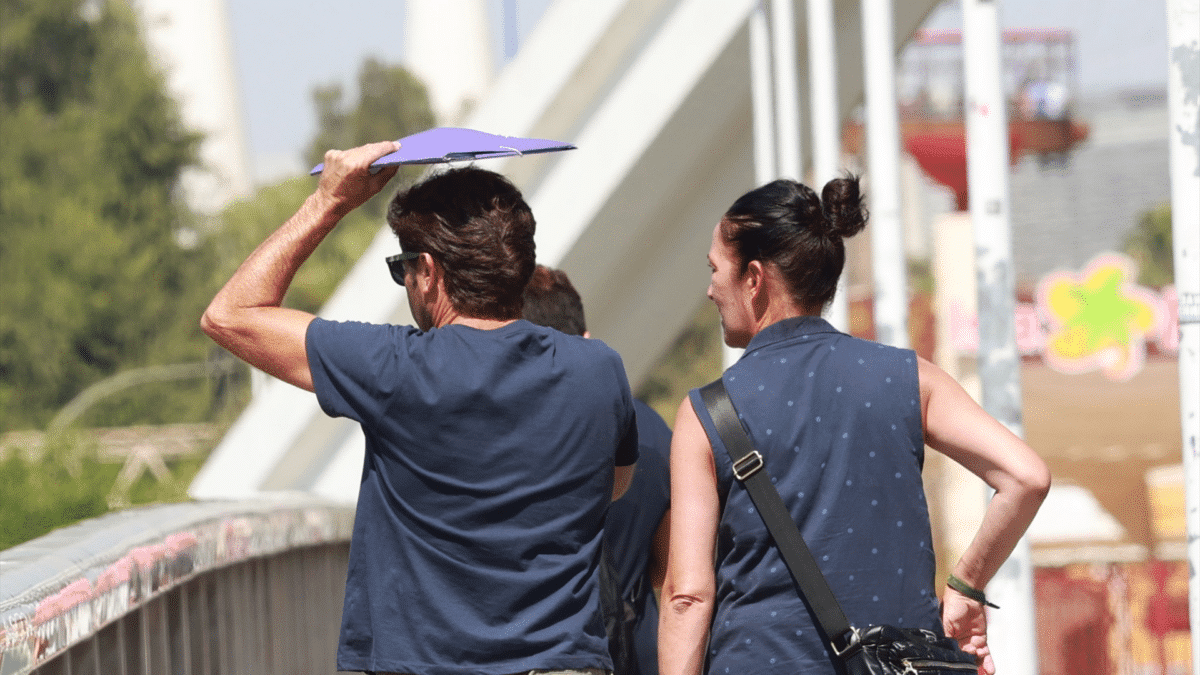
left=751, top=3, right=778, bottom=186
left=771, top=0, right=803, bottom=181
left=135, top=0, right=253, bottom=212
left=405, top=0, right=494, bottom=124
left=861, top=0, right=908, bottom=349
left=961, top=1, right=1040, bottom=673
left=1165, top=0, right=1200, bottom=669
left=733, top=3, right=778, bottom=370
left=806, top=0, right=847, bottom=332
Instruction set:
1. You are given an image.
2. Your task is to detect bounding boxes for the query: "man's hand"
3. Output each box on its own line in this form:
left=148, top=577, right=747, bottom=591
left=941, top=589, right=995, bottom=675
left=314, top=141, right=402, bottom=215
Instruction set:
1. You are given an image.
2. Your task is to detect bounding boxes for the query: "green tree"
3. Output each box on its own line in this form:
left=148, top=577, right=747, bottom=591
left=0, top=435, right=110, bottom=550
left=206, top=176, right=384, bottom=315
left=0, top=39, right=440, bottom=548
left=0, top=0, right=205, bottom=432
left=0, top=432, right=202, bottom=549
left=1123, top=203, right=1173, bottom=288
left=304, top=57, right=436, bottom=218
left=191, top=57, right=438, bottom=404
left=636, top=301, right=723, bottom=427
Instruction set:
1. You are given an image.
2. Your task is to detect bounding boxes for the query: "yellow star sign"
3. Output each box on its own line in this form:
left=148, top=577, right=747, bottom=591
left=1037, top=254, right=1165, bottom=381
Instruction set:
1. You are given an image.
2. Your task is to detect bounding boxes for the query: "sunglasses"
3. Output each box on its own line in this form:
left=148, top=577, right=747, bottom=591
left=385, top=251, right=421, bottom=286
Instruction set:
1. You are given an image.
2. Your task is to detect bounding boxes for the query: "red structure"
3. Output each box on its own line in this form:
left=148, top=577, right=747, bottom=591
left=900, top=126, right=1024, bottom=211
left=1035, top=568, right=1113, bottom=675
left=843, top=28, right=1090, bottom=210
left=1146, top=559, right=1191, bottom=672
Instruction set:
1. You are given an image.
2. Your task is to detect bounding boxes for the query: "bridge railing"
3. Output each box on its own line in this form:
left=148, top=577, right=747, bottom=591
left=0, top=497, right=354, bottom=675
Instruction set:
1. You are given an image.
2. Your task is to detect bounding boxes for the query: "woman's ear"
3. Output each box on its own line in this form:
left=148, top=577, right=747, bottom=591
left=745, top=259, right=774, bottom=318
left=744, top=259, right=766, bottom=298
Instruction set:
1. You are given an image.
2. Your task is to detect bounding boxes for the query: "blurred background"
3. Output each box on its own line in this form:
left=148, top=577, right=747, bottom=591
left=0, top=0, right=1191, bottom=673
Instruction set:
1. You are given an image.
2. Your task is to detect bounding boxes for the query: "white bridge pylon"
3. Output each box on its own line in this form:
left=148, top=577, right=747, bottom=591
left=190, top=0, right=942, bottom=502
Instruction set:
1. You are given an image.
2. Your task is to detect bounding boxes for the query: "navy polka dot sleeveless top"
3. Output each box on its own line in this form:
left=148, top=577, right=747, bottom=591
left=688, top=316, right=943, bottom=674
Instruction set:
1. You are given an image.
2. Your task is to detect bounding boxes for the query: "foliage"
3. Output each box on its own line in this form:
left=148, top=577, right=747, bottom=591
left=636, top=300, right=724, bottom=427
left=198, top=57, right=437, bottom=329
left=206, top=177, right=388, bottom=315
left=0, top=0, right=204, bottom=432
left=208, top=58, right=436, bottom=327
left=305, top=57, right=436, bottom=219
left=0, top=0, right=437, bottom=435
left=1123, top=203, right=1173, bottom=288
left=0, top=434, right=106, bottom=549
left=0, top=453, right=110, bottom=551
left=0, top=0, right=437, bottom=546
left=0, top=433, right=202, bottom=550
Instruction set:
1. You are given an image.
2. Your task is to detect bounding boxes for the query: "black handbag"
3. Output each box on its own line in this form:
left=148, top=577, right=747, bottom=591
left=698, top=379, right=979, bottom=675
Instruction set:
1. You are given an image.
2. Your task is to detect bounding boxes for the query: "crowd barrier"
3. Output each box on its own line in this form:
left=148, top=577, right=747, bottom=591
left=0, top=497, right=354, bottom=675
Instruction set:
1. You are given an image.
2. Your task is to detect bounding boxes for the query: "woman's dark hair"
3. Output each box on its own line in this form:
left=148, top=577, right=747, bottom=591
left=387, top=166, right=536, bottom=320
left=719, top=175, right=867, bottom=310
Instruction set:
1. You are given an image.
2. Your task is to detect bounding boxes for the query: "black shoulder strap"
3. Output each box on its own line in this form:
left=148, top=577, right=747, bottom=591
left=698, top=378, right=857, bottom=652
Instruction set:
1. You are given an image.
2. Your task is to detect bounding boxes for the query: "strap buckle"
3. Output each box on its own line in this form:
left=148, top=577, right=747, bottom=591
left=831, top=627, right=861, bottom=658
left=732, top=451, right=764, bottom=481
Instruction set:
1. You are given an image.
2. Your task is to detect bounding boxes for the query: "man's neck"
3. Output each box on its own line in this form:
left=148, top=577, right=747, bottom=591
left=445, top=316, right=517, bottom=331
left=420, top=279, right=517, bottom=331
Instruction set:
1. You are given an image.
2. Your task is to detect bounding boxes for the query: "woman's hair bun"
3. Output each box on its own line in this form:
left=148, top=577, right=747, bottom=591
left=819, top=174, right=868, bottom=240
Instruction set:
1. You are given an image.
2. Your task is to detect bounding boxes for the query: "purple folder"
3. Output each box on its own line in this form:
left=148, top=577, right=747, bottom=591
left=309, top=127, right=576, bottom=175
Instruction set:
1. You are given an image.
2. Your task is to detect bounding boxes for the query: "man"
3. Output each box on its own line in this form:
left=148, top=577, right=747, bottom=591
left=522, top=265, right=672, bottom=675
left=202, top=142, right=638, bottom=675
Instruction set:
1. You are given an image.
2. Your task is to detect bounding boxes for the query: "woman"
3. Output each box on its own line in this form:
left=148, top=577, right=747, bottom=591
left=658, top=177, right=1050, bottom=675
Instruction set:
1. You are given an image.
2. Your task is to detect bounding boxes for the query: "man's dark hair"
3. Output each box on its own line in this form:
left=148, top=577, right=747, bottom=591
left=388, top=166, right=536, bottom=320
left=521, top=265, right=587, bottom=336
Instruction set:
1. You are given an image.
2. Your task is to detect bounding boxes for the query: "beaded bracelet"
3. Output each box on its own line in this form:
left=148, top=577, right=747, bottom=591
left=947, top=574, right=1000, bottom=609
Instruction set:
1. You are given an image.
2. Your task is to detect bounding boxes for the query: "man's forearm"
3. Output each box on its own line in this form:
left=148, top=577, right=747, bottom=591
left=207, top=191, right=346, bottom=317
left=201, top=141, right=400, bottom=391
left=200, top=192, right=345, bottom=389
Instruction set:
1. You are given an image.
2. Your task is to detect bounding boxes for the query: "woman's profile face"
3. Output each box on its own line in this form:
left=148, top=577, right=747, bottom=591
left=707, top=222, right=753, bottom=348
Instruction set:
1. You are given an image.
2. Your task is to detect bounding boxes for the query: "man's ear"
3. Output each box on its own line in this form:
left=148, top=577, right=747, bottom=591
left=416, top=252, right=440, bottom=294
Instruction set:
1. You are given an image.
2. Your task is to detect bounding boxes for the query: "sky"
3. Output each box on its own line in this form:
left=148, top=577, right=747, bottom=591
left=225, top=0, right=553, bottom=182
left=225, top=0, right=1170, bottom=185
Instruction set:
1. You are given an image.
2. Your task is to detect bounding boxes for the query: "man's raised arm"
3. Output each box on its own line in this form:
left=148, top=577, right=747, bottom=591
left=201, top=141, right=400, bottom=391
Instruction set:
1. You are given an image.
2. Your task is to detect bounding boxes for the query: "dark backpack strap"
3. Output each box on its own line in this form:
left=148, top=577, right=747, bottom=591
left=697, top=379, right=858, bottom=654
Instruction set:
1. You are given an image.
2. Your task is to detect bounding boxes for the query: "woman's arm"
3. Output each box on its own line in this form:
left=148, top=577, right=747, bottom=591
left=613, top=463, right=636, bottom=501
left=649, top=509, right=671, bottom=592
left=918, top=356, right=1051, bottom=674
left=658, top=397, right=721, bottom=675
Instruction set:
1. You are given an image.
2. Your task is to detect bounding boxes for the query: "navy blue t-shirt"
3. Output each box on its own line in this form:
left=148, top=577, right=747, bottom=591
left=688, top=316, right=941, bottom=674
left=306, top=318, right=639, bottom=675
left=604, top=399, right=672, bottom=675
